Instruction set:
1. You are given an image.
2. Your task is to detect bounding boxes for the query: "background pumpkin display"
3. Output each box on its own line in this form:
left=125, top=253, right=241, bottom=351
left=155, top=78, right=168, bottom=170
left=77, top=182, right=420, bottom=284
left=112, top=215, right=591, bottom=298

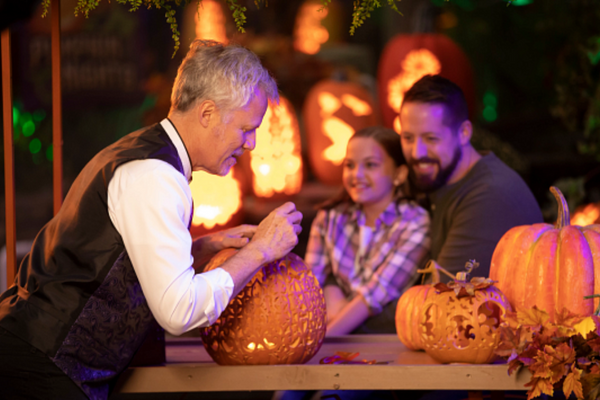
left=490, top=186, right=600, bottom=321
left=302, top=79, right=378, bottom=185
left=376, top=33, right=476, bottom=132
left=198, top=249, right=327, bottom=365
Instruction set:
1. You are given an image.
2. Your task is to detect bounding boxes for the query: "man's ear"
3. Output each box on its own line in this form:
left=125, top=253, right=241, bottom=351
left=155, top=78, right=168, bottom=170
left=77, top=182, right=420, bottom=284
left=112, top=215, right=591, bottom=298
left=197, top=100, right=217, bottom=128
left=394, top=165, right=409, bottom=186
left=458, top=120, right=473, bottom=146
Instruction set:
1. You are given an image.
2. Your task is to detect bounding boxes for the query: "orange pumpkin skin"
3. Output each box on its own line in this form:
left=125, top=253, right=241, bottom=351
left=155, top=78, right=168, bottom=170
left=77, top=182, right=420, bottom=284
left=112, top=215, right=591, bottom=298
left=395, top=284, right=436, bottom=350
left=489, top=188, right=600, bottom=321
left=199, top=249, right=327, bottom=365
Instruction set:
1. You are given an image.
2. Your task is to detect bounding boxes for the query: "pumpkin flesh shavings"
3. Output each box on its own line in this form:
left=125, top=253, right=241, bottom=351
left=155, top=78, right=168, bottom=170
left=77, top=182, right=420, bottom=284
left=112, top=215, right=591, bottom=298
left=493, top=306, right=600, bottom=400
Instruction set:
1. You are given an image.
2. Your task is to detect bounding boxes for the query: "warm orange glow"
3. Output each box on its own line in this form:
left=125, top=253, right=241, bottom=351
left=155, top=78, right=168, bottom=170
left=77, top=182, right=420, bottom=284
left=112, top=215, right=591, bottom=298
left=293, top=1, right=329, bottom=55
left=189, top=170, right=242, bottom=229
left=388, top=49, right=441, bottom=132
left=318, top=92, right=372, bottom=165
left=571, top=203, right=600, bottom=226
left=250, top=98, right=303, bottom=197
left=195, top=0, right=228, bottom=44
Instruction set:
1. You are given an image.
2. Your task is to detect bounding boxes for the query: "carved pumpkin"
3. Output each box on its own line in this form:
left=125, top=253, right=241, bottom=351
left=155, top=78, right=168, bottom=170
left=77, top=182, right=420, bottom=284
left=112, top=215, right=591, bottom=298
left=199, top=249, right=327, bottom=365
left=303, top=79, right=377, bottom=185
left=490, top=186, right=600, bottom=321
left=395, top=284, right=437, bottom=351
left=419, top=261, right=512, bottom=364
left=377, top=34, right=476, bottom=132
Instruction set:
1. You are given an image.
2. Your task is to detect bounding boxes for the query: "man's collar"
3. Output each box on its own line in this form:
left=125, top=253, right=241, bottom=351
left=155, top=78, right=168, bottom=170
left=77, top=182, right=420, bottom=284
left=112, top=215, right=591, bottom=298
left=160, top=118, right=192, bottom=182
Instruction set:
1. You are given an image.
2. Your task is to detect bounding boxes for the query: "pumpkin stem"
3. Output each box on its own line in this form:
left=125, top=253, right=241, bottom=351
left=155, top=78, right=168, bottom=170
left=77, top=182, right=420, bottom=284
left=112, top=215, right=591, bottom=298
left=417, top=260, right=456, bottom=284
left=584, top=294, right=600, bottom=316
left=550, top=186, right=571, bottom=229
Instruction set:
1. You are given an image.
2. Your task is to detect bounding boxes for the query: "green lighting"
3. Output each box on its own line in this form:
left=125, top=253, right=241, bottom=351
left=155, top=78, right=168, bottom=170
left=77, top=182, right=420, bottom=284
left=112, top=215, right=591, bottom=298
left=12, top=107, right=20, bottom=125
left=483, top=106, right=497, bottom=122
left=32, top=109, right=46, bottom=122
left=506, top=0, right=532, bottom=5
left=46, top=145, right=53, bottom=161
left=29, top=138, right=42, bottom=154
left=483, top=92, right=497, bottom=108
left=22, top=120, right=36, bottom=137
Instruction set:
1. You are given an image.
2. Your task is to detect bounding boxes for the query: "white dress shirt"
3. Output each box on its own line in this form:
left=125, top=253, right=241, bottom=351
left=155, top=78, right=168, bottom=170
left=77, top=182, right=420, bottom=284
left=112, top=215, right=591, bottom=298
left=107, top=119, right=234, bottom=336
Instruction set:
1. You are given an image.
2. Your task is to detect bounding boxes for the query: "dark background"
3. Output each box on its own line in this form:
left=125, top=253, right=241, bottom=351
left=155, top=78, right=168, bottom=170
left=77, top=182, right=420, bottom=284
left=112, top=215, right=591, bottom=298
left=1, top=0, right=599, bottom=253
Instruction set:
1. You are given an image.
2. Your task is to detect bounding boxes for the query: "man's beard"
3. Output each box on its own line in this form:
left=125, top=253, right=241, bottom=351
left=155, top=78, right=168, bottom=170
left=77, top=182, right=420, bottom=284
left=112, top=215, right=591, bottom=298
left=408, top=145, right=462, bottom=193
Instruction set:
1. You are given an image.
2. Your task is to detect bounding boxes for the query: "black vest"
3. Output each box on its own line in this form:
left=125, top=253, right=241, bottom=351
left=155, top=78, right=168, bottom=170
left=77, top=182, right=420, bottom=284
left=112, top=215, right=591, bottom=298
left=0, top=123, right=186, bottom=400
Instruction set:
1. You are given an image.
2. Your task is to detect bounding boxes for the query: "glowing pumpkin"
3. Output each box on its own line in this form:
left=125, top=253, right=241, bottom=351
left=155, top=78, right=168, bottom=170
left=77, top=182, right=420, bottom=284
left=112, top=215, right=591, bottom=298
left=377, top=34, right=476, bottom=132
left=248, top=96, right=303, bottom=198
left=395, top=283, right=437, bottom=351
left=199, top=249, right=327, bottom=365
left=419, top=272, right=512, bottom=364
left=303, top=79, right=377, bottom=185
left=490, top=186, right=600, bottom=321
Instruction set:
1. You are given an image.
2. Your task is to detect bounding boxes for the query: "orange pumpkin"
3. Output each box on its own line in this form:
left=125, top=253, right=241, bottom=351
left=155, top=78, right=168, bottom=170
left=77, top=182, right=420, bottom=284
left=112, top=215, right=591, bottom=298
left=490, top=186, right=600, bottom=321
left=419, top=273, right=511, bottom=364
left=199, top=249, right=327, bottom=365
left=377, top=33, right=476, bottom=132
left=395, top=284, right=437, bottom=350
left=302, top=79, right=378, bottom=185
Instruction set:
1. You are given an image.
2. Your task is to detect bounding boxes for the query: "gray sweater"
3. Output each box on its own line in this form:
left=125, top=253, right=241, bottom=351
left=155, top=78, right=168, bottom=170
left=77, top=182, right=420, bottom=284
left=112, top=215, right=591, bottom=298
left=429, top=152, right=543, bottom=281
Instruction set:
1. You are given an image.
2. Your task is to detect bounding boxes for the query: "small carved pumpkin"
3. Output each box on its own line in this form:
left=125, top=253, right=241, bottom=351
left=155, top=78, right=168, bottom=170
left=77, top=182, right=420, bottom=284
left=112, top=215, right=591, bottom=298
left=490, top=186, right=600, bottom=321
left=395, top=284, right=436, bottom=351
left=419, top=261, right=512, bottom=364
left=199, top=249, right=327, bottom=365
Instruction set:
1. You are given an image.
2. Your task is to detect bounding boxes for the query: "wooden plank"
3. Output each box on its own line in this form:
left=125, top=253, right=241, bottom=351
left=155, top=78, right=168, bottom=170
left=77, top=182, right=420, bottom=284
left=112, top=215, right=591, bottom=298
left=51, top=0, right=63, bottom=214
left=1, top=28, right=16, bottom=285
left=115, top=335, right=531, bottom=393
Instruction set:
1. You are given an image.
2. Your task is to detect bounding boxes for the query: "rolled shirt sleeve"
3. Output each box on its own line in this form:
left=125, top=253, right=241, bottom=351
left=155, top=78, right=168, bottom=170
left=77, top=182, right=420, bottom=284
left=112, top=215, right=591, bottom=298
left=108, top=159, right=234, bottom=336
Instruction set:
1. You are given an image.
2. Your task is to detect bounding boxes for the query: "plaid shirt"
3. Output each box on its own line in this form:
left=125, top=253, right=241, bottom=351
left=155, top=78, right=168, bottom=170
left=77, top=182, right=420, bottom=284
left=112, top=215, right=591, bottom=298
left=305, top=199, right=430, bottom=314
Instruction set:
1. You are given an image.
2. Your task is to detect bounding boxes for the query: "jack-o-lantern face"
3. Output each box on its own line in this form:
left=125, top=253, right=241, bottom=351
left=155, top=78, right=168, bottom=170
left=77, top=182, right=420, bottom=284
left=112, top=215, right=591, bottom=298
left=377, top=33, right=476, bottom=132
left=199, top=249, right=327, bottom=365
left=249, top=96, right=303, bottom=198
left=420, top=284, right=511, bottom=364
left=303, top=80, right=377, bottom=185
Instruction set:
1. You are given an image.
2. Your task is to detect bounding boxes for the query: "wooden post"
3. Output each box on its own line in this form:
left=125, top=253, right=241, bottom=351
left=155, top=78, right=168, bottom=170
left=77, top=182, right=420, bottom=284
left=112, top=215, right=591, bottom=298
left=2, top=29, right=17, bottom=285
left=51, top=0, right=63, bottom=214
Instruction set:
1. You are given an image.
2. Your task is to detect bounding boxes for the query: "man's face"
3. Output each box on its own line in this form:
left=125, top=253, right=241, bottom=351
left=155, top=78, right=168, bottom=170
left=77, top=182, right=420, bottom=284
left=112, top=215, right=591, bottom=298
left=399, top=102, right=462, bottom=192
left=204, top=88, right=268, bottom=176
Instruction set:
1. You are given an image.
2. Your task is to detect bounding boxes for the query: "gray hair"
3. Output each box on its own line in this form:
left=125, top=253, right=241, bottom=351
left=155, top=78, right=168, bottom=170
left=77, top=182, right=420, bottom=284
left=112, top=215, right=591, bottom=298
left=170, top=40, right=279, bottom=114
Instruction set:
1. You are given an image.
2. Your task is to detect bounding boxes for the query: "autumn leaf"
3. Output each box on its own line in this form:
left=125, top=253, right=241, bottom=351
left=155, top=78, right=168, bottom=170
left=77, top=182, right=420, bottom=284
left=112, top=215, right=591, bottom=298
left=531, top=347, right=556, bottom=379
left=554, top=342, right=576, bottom=366
left=563, top=367, right=584, bottom=400
left=582, top=373, right=600, bottom=400
left=518, top=306, right=550, bottom=330
left=588, top=337, right=600, bottom=353
left=591, top=364, right=600, bottom=374
left=574, top=316, right=596, bottom=338
left=556, top=307, right=586, bottom=329
left=525, top=377, right=554, bottom=400
left=503, top=310, right=521, bottom=330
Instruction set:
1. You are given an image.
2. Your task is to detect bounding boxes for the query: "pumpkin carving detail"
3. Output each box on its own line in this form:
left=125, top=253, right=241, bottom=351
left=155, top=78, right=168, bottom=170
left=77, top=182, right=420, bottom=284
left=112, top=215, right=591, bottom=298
left=419, top=261, right=512, bottom=364
left=490, top=186, right=600, bottom=321
left=199, top=249, right=327, bottom=365
left=395, top=283, right=437, bottom=351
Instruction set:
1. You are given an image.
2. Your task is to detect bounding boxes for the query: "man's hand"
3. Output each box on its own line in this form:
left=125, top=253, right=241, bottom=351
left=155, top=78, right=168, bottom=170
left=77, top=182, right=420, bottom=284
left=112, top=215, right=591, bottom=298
left=192, top=225, right=257, bottom=272
left=245, top=202, right=303, bottom=264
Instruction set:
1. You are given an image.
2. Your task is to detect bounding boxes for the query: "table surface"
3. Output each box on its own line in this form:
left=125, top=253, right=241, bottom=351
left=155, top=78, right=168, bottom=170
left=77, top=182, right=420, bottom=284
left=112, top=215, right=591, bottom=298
left=114, top=334, right=531, bottom=393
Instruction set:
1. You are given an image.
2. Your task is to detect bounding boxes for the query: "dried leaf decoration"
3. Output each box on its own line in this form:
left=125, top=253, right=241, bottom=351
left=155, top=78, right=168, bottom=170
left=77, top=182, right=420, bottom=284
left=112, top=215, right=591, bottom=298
left=494, top=304, right=600, bottom=400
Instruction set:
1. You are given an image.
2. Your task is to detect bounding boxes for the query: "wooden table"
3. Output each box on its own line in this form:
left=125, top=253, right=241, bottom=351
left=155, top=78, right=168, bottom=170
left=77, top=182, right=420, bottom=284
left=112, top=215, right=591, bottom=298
left=114, top=334, right=531, bottom=395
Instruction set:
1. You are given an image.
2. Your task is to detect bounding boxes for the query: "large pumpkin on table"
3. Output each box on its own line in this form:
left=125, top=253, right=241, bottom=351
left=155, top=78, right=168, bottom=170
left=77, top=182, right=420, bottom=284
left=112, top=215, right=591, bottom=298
left=490, top=186, right=600, bottom=321
left=198, top=249, right=327, bottom=365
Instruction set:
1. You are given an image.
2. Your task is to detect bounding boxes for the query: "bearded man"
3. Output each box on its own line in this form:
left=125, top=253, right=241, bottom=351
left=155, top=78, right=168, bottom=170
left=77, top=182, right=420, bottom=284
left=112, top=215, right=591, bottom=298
left=398, top=74, right=543, bottom=281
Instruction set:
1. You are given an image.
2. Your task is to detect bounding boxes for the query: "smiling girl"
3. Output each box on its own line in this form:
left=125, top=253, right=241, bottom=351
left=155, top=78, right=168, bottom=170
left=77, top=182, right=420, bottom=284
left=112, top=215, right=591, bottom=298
left=306, top=126, right=431, bottom=336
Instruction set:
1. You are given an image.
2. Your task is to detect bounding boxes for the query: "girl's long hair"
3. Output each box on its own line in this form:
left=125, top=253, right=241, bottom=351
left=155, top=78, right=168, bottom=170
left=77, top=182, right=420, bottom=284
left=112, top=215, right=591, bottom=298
left=318, top=126, right=412, bottom=210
